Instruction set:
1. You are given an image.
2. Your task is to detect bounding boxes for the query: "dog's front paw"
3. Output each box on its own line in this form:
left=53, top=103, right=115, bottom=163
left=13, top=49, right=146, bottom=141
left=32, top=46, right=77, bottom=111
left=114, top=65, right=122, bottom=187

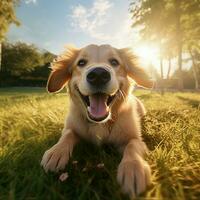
left=117, top=159, right=151, bottom=198
left=41, top=143, right=72, bottom=172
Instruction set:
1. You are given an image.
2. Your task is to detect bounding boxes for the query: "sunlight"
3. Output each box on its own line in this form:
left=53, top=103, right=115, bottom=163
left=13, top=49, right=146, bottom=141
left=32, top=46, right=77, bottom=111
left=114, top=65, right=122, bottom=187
left=134, top=44, right=160, bottom=70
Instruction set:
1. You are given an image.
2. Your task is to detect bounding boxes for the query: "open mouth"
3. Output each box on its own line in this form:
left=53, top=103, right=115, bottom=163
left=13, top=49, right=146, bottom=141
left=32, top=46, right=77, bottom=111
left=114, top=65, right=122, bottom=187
left=76, top=87, right=117, bottom=122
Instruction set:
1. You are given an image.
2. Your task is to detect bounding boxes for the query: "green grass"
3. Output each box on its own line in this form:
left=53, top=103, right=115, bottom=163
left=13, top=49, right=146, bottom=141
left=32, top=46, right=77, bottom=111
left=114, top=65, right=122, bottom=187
left=0, top=87, right=200, bottom=200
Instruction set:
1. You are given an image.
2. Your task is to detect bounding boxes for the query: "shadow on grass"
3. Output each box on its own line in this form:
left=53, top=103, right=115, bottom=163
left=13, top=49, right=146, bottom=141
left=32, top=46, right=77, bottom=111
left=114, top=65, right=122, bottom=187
left=0, top=133, right=129, bottom=200
left=141, top=115, right=163, bottom=151
left=177, top=96, right=200, bottom=108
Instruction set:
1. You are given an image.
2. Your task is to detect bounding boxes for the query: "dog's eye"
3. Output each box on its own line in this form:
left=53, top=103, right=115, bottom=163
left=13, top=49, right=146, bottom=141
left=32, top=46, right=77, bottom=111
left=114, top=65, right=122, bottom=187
left=109, top=58, right=119, bottom=67
left=77, top=59, right=87, bottom=67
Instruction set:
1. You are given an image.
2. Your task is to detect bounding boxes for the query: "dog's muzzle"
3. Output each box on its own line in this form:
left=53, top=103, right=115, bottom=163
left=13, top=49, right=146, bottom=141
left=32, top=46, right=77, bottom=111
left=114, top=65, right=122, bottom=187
left=76, top=67, right=118, bottom=123
left=86, top=67, right=111, bottom=88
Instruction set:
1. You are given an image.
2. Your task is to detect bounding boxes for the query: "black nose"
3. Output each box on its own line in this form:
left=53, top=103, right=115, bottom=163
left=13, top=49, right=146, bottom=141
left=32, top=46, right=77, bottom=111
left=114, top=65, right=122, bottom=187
left=87, top=67, right=111, bottom=86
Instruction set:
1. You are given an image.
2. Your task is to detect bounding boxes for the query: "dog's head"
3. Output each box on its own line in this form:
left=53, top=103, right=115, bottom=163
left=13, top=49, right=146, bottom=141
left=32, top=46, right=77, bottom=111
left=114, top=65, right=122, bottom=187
left=47, top=44, right=153, bottom=123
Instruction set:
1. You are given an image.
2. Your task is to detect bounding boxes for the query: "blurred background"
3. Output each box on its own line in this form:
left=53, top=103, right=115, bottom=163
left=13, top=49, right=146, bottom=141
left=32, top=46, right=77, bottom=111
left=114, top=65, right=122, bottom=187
left=0, top=0, right=200, bottom=90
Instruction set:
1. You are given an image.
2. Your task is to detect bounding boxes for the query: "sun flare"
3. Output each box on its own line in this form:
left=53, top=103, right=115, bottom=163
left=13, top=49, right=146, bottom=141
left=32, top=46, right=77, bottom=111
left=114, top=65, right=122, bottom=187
left=134, top=44, right=160, bottom=70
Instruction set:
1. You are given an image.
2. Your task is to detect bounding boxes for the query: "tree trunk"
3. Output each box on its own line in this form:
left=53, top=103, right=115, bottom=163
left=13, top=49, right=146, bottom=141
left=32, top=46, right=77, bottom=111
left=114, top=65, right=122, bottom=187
left=160, top=52, right=164, bottom=95
left=189, top=48, right=199, bottom=90
left=159, top=43, right=164, bottom=79
left=175, top=0, right=183, bottom=90
left=177, top=40, right=183, bottom=90
left=160, top=57, right=164, bottom=79
left=167, top=57, right=171, bottom=79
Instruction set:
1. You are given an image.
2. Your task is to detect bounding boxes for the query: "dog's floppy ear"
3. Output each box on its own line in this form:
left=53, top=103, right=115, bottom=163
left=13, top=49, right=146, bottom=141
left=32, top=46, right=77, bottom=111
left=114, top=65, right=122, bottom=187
left=47, top=46, right=80, bottom=93
left=118, top=48, right=154, bottom=88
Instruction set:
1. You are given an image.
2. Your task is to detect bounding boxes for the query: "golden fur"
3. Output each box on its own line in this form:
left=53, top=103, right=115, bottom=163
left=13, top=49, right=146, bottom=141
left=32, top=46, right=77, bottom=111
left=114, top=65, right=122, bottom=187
left=41, top=44, right=153, bottom=198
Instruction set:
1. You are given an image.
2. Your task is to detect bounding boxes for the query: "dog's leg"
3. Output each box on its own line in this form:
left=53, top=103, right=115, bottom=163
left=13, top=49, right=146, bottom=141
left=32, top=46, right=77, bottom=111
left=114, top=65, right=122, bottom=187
left=41, top=129, right=79, bottom=172
left=117, top=139, right=151, bottom=198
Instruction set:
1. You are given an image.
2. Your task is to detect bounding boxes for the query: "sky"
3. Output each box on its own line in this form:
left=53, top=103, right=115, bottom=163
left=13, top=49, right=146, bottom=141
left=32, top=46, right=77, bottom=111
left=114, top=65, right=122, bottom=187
left=8, top=0, right=139, bottom=54
left=8, top=0, right=191, bottom=77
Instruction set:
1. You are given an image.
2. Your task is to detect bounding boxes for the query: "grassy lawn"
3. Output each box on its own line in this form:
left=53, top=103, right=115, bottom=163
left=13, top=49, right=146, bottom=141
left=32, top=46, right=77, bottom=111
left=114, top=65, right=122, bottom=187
left=0, top=87, right=200, bottom=200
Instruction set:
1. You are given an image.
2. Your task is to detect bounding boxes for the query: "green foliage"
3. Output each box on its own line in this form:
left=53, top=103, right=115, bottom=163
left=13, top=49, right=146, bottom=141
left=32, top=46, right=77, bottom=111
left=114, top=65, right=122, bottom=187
left=130, top=0, right=200, bottom=89
left=130, top=0, right=200, bottom=57
left=181, top=0, right=200, bottom=50
left=0, top=0, right=20, bottom=41
left=2, top=42, right=43, bottom=75
left=0, top=88, right=200, bottom=200
left=42, top=51, right=56, bottom=65
left=0, top=42, right=55, bottom=87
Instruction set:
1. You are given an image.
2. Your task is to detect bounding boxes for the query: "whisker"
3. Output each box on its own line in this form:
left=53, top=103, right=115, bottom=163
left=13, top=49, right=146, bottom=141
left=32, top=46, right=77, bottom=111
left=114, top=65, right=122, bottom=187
left=119, top=89, right=125, bottom=101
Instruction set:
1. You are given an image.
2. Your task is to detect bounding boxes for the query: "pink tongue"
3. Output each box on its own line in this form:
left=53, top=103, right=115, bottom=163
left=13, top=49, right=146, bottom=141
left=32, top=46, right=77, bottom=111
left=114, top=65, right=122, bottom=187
left=88, top=94, right=108, bottom=119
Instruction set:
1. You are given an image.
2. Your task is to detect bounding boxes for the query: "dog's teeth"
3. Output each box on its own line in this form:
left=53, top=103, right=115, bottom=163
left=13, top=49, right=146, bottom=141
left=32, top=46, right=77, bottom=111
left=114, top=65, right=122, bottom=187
left=87, top=106, right=91, bottom=113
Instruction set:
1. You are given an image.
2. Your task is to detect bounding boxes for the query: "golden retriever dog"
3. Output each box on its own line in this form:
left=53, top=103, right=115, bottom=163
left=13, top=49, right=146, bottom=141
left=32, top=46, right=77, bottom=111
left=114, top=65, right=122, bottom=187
left=41, top=44, right=153, bottom=198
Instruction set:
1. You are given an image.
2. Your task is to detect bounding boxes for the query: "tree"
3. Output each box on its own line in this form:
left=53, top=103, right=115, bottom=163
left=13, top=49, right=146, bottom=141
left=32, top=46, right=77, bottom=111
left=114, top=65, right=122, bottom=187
left=1, top=42, right=43, bottom=76
left=0, top=0, right=19, bottom=40
left=42, top=51, right=56, bottom=65
left=188, top=49, right=200, bottom=89
left=0, top=0, right=20, bottom=70
left=0, top=41, right=56, bottom=87
left=130, top=0, right=173, bottom=91
left=130, top=0, right=200, bottom=90
left=165, top=0, right=200, bottom=89
left=28, top=51, right=56, bottom=78
left=182, top=1, right=200, bottom=89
